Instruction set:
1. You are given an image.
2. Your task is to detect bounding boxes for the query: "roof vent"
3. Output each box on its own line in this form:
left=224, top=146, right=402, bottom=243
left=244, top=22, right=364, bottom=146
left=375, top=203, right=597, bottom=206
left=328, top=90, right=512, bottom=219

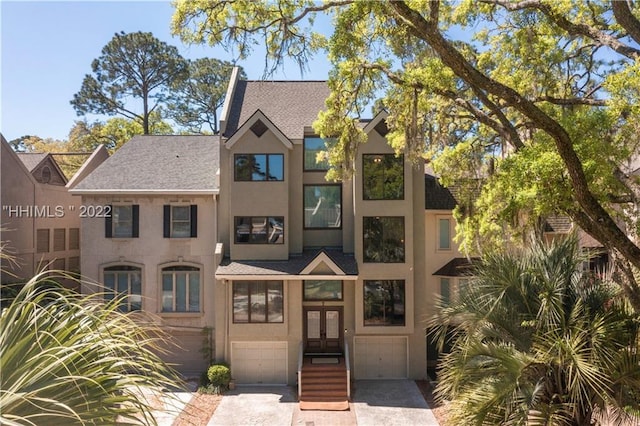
left=250, top=119, right=268, bottom=137
left=374, top=119, right=389, bottom=137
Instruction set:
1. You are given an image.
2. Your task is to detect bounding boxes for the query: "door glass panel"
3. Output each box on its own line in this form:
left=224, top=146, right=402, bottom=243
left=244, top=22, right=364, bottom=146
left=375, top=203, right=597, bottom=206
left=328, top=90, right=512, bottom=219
left=325, top=310, right=339, bottom=339
left=307, top=310, right=320, bottom=339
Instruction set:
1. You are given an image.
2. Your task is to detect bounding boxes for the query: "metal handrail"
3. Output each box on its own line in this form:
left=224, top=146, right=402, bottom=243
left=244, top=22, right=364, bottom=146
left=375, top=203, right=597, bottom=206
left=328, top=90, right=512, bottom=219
left=344, top=341, right=351, bottom=399
left=297, top=341, right=304, bottom=399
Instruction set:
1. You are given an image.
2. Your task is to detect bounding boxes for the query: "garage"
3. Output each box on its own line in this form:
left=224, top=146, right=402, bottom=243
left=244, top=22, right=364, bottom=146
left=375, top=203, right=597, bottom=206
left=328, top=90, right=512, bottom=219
left=159, top=330, right=209, bottom=376
left=231, top=341, right=288, bottom=384
left=354, top=336, right=408, bottom=379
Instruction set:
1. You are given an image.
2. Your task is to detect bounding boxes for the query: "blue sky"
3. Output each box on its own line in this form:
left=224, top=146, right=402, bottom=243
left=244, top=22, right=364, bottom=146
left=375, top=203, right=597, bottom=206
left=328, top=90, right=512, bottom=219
left=0, top=1, right=332, bottom=143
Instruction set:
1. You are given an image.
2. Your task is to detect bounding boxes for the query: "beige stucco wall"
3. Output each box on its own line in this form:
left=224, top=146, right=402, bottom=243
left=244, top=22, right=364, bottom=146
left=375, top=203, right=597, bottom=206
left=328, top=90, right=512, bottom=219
left=79, top=194, right=218, bottom=372
left=1, top=142, right=84, bottom=283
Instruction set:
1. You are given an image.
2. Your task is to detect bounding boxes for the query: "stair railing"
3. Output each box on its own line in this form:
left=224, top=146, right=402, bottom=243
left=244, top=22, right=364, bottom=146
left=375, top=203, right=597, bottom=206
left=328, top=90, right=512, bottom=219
left=297, top=341, right=304, bottom=399
left=344, top=341, right=351, bottom=399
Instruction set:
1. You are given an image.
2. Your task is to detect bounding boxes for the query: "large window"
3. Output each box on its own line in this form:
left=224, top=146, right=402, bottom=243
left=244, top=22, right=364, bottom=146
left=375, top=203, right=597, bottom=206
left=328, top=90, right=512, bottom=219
left=235, top=216, right=284, bottom=244
left=53, top=228, right=65, bottom=251
left=106, top=205, right=139, bottom=238
left=234, top=154, right=284, bottom=181
left=104, top=265, right=142, bottom=312
left=36, top=229, right=49, bottom=253
left=364, top=280, right=405, bottom=326
left=304, top=137, right=331, bottom=171
left=304, top=185, right=342, bottom=229
left=233, top=281, right=284, bottom=323
left=161, top=266, right=200, bottom=312
left=163, top=205, right=197, bottom=238
left=363, top=216, right=405, bottom=263
left=363, top=154, right=404, bottom=200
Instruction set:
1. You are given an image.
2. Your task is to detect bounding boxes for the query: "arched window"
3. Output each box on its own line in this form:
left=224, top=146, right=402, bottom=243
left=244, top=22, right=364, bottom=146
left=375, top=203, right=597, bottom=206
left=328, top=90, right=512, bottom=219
left=103, top=265, right=142, bottom=312
left=161, top=265, right=200, bottom=312
left=41, top=166, right=51, bottom=183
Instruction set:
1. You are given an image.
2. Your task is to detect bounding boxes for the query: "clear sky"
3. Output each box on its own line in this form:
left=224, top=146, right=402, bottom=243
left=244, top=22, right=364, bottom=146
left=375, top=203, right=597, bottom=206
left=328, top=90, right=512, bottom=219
left=0, top=0, right=332, bottom=143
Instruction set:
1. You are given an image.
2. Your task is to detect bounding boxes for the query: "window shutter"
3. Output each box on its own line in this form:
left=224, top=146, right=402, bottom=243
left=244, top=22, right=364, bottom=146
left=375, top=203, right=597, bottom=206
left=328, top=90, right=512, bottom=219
left=105, top=205, right=113, bottom=238
left=132, top=205, right=140, bottom=238
left=190, top=205, right=198, bottom=238
left=163, top=205, right=171, bottom=238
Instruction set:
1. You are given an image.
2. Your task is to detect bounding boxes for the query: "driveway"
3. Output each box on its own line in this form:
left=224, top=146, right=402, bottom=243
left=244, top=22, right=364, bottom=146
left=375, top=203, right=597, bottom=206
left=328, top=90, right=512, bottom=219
left=206, top=380, right=439, bottom=426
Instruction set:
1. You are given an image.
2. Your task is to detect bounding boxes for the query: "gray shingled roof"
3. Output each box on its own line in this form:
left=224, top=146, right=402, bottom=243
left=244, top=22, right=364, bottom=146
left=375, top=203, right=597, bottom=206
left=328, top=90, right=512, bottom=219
left=16, top=153, right=48, bottom=172
left=224, top=80, right=330, bottom=140
left=425, top=174, right=457, bottom=210
left=433, top=258, right=478, bottom=277
left=73, top=135, right=219, bottom=192
left=544, top=215, right=573, bottom=233
left=216, top=249, right=358, bottom=277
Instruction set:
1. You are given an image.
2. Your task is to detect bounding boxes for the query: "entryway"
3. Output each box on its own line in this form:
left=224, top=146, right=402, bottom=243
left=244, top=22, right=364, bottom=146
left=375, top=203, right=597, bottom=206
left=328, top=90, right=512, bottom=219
left=303, top=306, right=343, bottom=355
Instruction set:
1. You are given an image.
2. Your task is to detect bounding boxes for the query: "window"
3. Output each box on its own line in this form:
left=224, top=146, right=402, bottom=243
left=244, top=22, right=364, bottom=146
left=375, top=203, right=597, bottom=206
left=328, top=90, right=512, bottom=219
left=104, top=265, right=142, bottom=312
left=36, top=229, right=49, bottom=253
left=440, top=278, right=450, bottom=304
left=163, top=205, right=197, bottom=238
left=233, top=280, right=284, bottom=323
left=304, top=137, right=331, bottom=171
left=304, top=185, right=341, bottom=229
left=235, top=216, right=284, bottom=244
left=68, top=256, right=80, bottom=273
left=364, top=280, right=405, bottom=326
left=438, top=218, right=451, bottom=250
left=234, top=154, right=284, bottom=181
left=69, top=228, right=80, bottom=250
left=363, top=216, right=405, bottom=263
left=41, top=166, right=51, bottom=183
left=161, top=266, right=200, bottom=312
left=363, top=154, right=404, bottom=200
left=105, top=205, right=139, bottom=238
left=53, top=228, right=65, bottom=251
left=303, top=280, right=343, bottom=301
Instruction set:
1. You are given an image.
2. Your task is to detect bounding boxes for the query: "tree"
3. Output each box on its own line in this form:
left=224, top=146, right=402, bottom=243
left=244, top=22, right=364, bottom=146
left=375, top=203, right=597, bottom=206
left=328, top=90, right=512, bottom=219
left=170, top=59, right=246, bottom=133
left=428, top=236, right=640, bottom=425
left=0, top=270, right=182, bottom=424
left=71, top=31, right=188, bottom=135
left=68, top=114, right=173, bottom=154
left=171, top=1, right=640, bottom=311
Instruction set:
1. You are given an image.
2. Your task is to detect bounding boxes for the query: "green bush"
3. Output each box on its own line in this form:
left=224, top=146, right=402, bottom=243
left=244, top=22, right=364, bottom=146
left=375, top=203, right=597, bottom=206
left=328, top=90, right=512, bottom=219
left=207, top=364, right=231, bottom=387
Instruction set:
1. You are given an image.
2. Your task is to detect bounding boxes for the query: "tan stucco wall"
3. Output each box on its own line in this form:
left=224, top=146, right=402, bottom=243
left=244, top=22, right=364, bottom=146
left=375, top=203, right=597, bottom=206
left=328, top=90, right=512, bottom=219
left=1, top=142, right=83, bottom=283
left=79, top=194, right=218, bottom=372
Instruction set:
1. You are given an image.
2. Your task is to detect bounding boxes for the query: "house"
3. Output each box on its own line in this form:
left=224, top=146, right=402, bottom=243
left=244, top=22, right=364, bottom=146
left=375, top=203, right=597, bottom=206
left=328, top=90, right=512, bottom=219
left=71, top=70, right=435, bottom=408
left=70, top=135, right=220, bottom=371
left=0, top=135, right=107, bottom=285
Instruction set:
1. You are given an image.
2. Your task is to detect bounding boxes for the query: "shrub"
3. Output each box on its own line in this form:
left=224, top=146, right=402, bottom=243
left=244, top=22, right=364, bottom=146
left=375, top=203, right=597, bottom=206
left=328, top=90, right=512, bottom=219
left=198, top=363, right=231, bottom=394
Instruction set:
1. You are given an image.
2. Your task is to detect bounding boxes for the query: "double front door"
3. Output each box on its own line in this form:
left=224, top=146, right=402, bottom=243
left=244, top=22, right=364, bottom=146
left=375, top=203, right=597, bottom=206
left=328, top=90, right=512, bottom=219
left=303, top=306, right=343, bottom=355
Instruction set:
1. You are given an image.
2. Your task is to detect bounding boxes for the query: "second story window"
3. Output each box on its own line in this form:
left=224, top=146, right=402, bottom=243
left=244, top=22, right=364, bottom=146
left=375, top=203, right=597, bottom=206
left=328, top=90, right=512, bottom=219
left=438, top=218, right=451, bottom=250
left=235, top=216, right=284, bottom=244
left=105, top=205, right=139, bottom=238
left=304, top=185, right=342, bottom=229
left=304, top=137, right=331, bottom=171
left=363, top=216, right=405, bottom=263
left=363, top=154, right=404, bottom=200
left=235, top=154, right=284, bottom=181
left=164, top=205, right=197, bottom=238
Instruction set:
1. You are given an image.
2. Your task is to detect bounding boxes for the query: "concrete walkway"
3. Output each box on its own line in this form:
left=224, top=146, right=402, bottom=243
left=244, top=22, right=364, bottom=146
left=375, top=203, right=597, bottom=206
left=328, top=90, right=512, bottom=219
left=207, top=380, right=439, bottom=426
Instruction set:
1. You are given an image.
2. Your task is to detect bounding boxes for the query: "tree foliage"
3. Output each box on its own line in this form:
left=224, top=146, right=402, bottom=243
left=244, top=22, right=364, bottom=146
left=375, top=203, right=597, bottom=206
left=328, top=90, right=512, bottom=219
left=169, top=59, right=246, bottom=133
left=429, top=236, right=640, bottom=425
left=172, top=0, right=640, bottom=311
left=71, top=31, right=188, bottom=135
left=0, top=271, right=183, bottom=425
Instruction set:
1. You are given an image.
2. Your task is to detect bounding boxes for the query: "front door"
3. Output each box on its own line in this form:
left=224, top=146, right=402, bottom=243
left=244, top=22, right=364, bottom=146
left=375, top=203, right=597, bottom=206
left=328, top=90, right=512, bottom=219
left=304, top=306, right=343, bottom=355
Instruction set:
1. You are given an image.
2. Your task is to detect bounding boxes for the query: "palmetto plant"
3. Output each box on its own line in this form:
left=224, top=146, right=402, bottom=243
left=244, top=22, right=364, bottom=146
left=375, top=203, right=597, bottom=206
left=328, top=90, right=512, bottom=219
left=0, top=270, right=183, bottom=425
left=429, top=236, right=640, bottom=425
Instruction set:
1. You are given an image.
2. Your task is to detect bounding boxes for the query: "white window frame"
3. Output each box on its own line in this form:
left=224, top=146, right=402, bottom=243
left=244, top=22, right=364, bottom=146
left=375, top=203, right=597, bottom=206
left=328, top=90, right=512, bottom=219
left=112, top=205, right=133, bottom=238
left=171, top=205, right=191, bottom=238
left=102, top=264, right=143, bottom=312
left=160, top=264, right=201, bottom=313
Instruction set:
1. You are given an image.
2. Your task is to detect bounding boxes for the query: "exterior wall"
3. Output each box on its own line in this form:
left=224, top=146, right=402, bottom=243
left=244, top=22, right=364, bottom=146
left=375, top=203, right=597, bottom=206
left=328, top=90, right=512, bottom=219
left=1, top=142, right=85, bottom=285
left=80, top=194, right=217, bottom=373
left=222, top=130, right=290, bottom=260
left=351, top=128, right=427, bottom=380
